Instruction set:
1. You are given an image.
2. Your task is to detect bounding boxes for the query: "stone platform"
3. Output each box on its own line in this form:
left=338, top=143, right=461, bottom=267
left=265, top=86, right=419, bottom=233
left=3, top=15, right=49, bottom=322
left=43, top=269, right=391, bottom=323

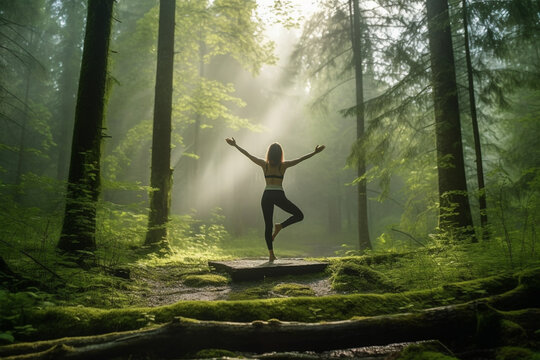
left=208, top=258, right=329, bottom=282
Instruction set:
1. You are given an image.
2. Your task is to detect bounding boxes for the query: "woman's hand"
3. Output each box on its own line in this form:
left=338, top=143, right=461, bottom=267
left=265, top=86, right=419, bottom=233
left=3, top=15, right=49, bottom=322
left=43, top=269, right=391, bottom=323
left=315, top=145, right=326, bottom=153
left=225, top=137, right=236, bottom=146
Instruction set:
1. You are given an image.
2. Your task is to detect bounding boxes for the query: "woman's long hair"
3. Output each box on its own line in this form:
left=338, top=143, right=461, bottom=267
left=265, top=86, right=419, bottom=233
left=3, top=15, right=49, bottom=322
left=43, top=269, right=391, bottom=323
left=266, top=143, right=284, bottom=166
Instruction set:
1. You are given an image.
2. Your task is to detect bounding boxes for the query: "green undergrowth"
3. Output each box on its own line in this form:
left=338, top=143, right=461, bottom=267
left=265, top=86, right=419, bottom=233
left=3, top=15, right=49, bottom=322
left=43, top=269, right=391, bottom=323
left=494, top=346, right=540, bottom=360
left=328, top=260, right=398, bottom=292
left=394, top=342, right=458, bottom=360
left=334, top=242, right=540, bottom=293
left=13, top=267, right=538, bottom=342
left=182, top=274, right=229, bottom=287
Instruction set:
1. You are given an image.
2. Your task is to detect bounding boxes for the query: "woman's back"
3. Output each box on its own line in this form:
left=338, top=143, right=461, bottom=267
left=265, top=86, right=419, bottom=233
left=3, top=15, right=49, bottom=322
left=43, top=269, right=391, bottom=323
left=264, top=162, right=285, bottom=186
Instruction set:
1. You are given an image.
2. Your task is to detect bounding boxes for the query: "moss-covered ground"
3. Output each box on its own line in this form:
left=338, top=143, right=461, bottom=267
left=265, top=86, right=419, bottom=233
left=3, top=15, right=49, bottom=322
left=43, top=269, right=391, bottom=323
left=1, top=238, right=540, bottom=358
left=3, top=264, right=537, bottom=343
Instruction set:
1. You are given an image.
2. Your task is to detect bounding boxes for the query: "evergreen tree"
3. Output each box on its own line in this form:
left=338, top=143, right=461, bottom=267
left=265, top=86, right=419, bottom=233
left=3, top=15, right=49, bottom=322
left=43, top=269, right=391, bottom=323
left=145, top=0, right=176, bottom=247
left=291, top=0, right=378, bottom=248
left=350, top=0, right=371, bottom=249
left=14, top=31, right=34, bottom=193
left=426, top=0, right=473, bottom=233
left=58, top=0, right=115, bottom=251
left=0, top=1, right=47, bottom=188
left=461, top=0, right=488, bottom=237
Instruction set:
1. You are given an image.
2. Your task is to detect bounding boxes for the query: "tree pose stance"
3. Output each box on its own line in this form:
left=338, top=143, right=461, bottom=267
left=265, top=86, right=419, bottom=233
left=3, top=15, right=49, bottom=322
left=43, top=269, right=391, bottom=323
left=226, top=138, right=325, bottom=262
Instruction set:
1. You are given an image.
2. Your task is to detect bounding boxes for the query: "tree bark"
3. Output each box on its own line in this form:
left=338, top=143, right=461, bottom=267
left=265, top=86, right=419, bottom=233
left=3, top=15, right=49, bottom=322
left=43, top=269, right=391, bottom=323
left=58, top=0, right=114, bottom=252
left=145, top=0, right=176, bottom=247
left=462, top=0, right=488, bottom=239
left=350, top=0, right=371, bottom=250
left=426, top=0, right=474, bottom=234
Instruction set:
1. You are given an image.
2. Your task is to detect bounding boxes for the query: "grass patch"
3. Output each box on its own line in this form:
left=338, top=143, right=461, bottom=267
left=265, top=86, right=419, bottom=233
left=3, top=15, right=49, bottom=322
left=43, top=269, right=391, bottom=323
left=182, top=274, right=229, bottom=287
left=272, top=283, right=315, bottom=297
left=228, top=286, right=270, bottom=300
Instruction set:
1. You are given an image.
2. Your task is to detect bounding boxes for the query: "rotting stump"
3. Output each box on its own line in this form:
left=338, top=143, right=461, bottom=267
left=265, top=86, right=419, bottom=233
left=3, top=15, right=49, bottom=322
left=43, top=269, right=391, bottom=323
left=208, top=258, right=329, bottom=281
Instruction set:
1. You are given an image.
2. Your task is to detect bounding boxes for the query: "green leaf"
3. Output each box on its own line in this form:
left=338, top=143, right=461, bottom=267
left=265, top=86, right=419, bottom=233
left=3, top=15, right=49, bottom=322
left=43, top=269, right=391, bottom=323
left=0, top=332, right=15, bottom=343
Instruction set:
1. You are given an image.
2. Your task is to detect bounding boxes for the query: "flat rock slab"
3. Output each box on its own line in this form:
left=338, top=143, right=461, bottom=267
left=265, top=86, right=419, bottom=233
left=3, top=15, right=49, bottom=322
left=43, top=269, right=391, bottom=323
left=208, top=258, right=329, bottom=282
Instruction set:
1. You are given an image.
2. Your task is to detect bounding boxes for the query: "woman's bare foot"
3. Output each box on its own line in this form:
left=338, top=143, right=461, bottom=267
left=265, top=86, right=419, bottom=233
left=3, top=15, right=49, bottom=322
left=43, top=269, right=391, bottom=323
left=272, top=223, right=282, bottom=241
left=269, top=250, right=277, bottom=262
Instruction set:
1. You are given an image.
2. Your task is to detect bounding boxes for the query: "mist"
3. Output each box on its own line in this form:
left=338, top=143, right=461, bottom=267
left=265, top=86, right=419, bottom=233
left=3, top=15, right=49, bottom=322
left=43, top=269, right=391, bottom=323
left=1, top=0, right=539, bottom=355
left=1, top=0, right=538, bottom=257
left=102, top=2, right=368, bottom=257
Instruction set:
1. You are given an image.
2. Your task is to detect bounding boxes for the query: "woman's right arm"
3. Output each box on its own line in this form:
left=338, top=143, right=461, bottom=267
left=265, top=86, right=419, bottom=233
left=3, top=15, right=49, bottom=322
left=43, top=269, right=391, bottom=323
left=226, top=137, right=266, bottom=167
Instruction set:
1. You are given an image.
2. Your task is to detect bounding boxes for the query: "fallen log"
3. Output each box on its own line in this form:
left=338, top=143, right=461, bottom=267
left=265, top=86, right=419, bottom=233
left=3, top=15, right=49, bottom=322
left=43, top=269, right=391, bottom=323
left=3, top=304, right=540, bottom=359
left=0, top=303, right=480, bottom=359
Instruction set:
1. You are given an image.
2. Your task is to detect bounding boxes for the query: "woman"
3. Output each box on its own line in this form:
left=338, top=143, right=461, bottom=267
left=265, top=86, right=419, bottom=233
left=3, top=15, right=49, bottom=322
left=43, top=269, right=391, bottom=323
left=225, top=137, right=325, bottom=262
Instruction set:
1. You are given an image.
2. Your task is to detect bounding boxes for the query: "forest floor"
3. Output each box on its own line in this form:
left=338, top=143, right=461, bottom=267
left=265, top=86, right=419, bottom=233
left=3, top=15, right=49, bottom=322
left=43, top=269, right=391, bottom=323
left=2, top=243, right=540, bottom=359
left=132, top=259, right=335, bottom=306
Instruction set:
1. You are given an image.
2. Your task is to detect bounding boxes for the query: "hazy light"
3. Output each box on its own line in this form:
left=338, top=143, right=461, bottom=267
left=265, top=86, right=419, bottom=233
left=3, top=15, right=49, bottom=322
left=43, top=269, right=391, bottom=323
left=257, top=0, right=320, bottom=40
left=178, top=0, right=319, bottom=215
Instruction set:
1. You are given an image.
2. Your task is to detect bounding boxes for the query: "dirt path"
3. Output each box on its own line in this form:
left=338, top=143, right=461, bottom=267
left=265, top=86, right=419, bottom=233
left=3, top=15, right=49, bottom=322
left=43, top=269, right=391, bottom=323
left=133, top=261, right=336, bottom=306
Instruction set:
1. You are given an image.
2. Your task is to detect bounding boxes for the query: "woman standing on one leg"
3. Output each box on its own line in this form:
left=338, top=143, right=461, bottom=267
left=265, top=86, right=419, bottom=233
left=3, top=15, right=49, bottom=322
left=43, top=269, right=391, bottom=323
left=225, top=138, right=325, bottom=262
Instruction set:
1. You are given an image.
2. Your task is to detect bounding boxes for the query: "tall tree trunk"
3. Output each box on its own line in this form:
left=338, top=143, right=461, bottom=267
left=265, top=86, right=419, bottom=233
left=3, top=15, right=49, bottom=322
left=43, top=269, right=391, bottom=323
left=145, top=0, right=176, bottom=247
left=14, top=33, right=32, bottom=198
left=58, top=0, right=114, bottom=252
left=328, top=177, right=342, bottom=234
left=56, top=1, right=83, bottom=181
left=426, top=0, right=474, bottom=234
left=462, top=0, right=488, bottom=239
left=350, top=0, right=371, bottom=250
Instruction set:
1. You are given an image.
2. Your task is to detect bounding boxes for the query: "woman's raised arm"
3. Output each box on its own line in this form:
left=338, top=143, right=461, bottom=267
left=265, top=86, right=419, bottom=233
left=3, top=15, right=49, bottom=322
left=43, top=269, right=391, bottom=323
left=225, top=137, right=266, bottom=167
left=283, top=145, right=325, bottom=169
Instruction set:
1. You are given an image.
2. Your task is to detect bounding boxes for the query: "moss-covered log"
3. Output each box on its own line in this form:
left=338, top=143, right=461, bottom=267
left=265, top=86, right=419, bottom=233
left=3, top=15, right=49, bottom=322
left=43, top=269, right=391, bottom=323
left=3, top=305, right=540, bottom=359
left=487, top=267, right=540, bottom=311
left=5, top=268, right=538, bottom=343
left=0, top=305, right=479, bottom=359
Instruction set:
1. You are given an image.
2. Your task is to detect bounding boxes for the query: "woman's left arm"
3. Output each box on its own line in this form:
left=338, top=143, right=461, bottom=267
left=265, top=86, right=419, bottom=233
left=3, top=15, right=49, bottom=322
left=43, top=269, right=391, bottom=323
left=283, top=145, right=325, bottom=168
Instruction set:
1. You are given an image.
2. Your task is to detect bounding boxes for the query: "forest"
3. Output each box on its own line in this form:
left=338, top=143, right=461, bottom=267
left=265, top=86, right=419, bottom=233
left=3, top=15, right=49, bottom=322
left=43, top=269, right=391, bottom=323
left=0, top=0, right=539, bottom=359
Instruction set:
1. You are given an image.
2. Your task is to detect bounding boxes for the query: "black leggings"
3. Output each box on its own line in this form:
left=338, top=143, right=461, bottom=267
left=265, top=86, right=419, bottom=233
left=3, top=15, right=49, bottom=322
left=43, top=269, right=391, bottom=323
left=261, top=190, right=304, bottom=250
